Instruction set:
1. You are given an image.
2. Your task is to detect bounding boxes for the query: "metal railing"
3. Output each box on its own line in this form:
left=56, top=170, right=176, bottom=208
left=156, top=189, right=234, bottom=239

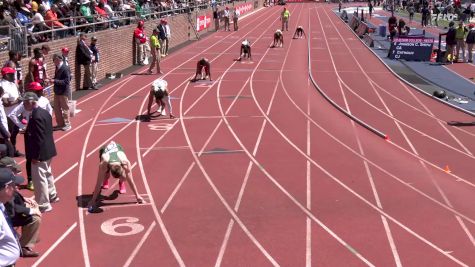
left=2, top=0, right=237, bottom=56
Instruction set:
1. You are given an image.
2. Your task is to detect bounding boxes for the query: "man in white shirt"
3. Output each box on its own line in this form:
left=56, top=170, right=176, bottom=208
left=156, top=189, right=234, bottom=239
left=223, top=6, right=230, bottom=31
left=1, top=67, right=22, bottom=157
left=0, top=168, right=23, bottom=267
left=233, top=8, right=239, bottom=31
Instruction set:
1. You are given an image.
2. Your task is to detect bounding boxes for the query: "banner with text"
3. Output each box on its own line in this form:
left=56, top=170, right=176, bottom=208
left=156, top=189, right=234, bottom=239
left=388, top=37, right=434, bottom=61
left=196, top=14, right=211, bottom=32
left=235, top=2, right=253, bottom=16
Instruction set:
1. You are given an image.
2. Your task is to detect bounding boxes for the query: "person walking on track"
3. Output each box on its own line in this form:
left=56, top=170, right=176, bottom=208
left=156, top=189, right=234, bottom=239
left=281, top=7, right=290, bottom=31
left=148, top=28, right=162, bottom=75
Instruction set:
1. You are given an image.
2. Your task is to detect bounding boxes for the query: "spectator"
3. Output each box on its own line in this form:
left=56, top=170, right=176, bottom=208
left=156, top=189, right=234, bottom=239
left=23, top=91, right=58, bottom=213
left=0, top=85, right=13, bottom=157
left=445, top=21, right=457, bottom=63
left=9, top=82, right=52, bottom=191
left=61, top=47, right=69, bottom=66
left=45, top=4, right=66, bottom=29
left=148, top=28, right=161, bottom=75
left=47, top=54, right=71, bottom=131
left=432, top=5, right=440, bottom=27
left=0, top=167, right=23, bottom=266
left=158, top=19, right=170, bottom=57
left=134, top=20, right=148, bottom=65
left=2, top=157, right=41, bottom=258
left=80, top=0, right=93, bottom=23
left=466, top=24, right=475, bottom=63
left=75, top=33, right=94, bottom=90
left=89, top=36, right=99, bottom=86
left=26, top=48, right=46, bottom=86
left=407, top=4, right=415, bottom=23
left=455, top=21, right=468, bottom=62
left=223, top=6, right=230, bottom=31
left=388, top=14, right=398, bottom=41
left=4, top=51, right=23, bottom=92
left=1, top=67, right=22, bottom=157
left=213, top=7, right=219, bottom=31
left=233, top=7, right=239, bottom=31
left=31, top=5, right=51, bottom=42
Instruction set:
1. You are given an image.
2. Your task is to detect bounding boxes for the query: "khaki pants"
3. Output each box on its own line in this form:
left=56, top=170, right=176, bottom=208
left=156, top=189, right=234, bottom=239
left=76, top=63, right=92, bottom=90
left=214, top=18, right=219, bottom=31
left=160, top=38, right=169, bottom=55
left=20, top=215, right=41, bottom=248
left=456, top=39, right=466, bottom=61
left=32, top=159, right=57, bottom=211
left=54, top=95, right=70, bottom=127
left=224, top=17, right=230, bottom=30
left=91, top=62, right=98, bottom=85
left=233, top=17, right=238, bottom=31
left=467, top=43, right=474, bottom=62
left=282, top=18, right=289, bottom=31
left=148, top=49, right=161, bottom=73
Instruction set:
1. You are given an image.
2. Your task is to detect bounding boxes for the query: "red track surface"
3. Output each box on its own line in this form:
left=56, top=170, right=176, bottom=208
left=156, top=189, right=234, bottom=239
left=14, top=4, right=475, bottom=267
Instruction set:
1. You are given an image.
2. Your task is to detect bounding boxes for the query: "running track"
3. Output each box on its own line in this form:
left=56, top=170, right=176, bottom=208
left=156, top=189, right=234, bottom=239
left=15, top=3, right=475, bottom=266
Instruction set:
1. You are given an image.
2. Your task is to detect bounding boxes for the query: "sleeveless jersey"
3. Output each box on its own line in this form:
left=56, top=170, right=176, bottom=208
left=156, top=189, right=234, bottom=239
left=99, top=142, right=124, bottom=163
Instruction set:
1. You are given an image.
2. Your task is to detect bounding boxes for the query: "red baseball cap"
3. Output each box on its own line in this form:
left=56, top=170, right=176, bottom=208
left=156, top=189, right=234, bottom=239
left=61, top=47, right=69, bottom=53
left=27, top=82, right=43, bottom=91
left=1, top=67, right=15, bottom=76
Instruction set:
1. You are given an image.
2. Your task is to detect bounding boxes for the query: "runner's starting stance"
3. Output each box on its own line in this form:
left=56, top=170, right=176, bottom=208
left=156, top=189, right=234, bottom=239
left=87, top=141, right=143, bottom=211
left=293, top=26, right=306, bottom=39
left=147, top=78, right=175, bottom=119
left=272, top=29, right=284, bottom=47
left=237, top=39, right=252, bottom=61
left=191, top=58, right=212, bottom=82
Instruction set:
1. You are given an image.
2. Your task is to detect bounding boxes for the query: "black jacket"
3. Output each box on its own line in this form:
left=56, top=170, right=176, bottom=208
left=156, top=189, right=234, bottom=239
left=53, top=63, right=71, bottom=96
left=25, top=107, right=57, bottom=161
left=76, top=40, right=92, bottom=65
left=5, top=191, right=34, bottom=227
left=446, top=28, right=457, bottom=45
left=158, top=24, right=166, bottom=40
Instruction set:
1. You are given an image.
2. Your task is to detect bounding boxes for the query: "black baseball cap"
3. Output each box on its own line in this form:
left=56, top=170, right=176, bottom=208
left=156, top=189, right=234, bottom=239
left=0, top=167, right=24, bottom=188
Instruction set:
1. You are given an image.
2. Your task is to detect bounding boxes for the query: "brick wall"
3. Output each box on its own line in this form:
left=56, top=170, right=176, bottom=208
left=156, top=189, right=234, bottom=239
left=0, top=0, right=265, bottom=97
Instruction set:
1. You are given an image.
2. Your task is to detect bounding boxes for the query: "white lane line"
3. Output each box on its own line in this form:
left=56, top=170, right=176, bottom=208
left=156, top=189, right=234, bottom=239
left=306, top=76, right=312, bottom=267
left=323, top=7, right=475, bottom=250
left=160, top=162, right=195, bottom=214
left=31, top=223, right=77, bottom=267
left=123, top=221, right=157, bottom=267
left=54, top=162, right=79, bottom=183
left=135, top=83, right=186, bottom=266
left=140, top=146, right=190, bottom=151
left=315, top=8, right=401, bottom=266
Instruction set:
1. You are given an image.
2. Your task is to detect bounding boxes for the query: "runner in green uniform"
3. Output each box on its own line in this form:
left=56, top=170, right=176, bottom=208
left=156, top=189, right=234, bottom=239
left=87, top=141, right=143, bottom=211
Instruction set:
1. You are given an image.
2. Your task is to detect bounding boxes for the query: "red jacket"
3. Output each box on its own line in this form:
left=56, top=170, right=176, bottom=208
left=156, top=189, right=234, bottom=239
left=134, top=27, right=146, bottom=44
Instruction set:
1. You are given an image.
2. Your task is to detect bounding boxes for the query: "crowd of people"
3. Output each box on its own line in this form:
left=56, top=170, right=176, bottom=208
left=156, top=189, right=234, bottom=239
left=0, top=0, right=233, bottom=52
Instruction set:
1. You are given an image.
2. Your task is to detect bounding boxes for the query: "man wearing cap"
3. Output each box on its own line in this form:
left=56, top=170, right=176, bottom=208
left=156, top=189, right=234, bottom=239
left=147, top=78, right=174, bottom=118
left=3, top=51, right=23, bottom=93
left=61, top=47, right=69, bottom=66
left=1, top=66, right=22, bottom=157
left=0, top=168, right=23, bottom=266
left=76, top=33, right=94, bottom=90
left=2, top=158, right=41, bottom=258
left=0, top=85, right=12, bottom=158
left=47, top=54, right=71, bottom=131
left=9, top=82, right=53, bottom=191
left=223, top=7, right=230, bottom=31
left=23, top=91, right=58, bottom=213
left=466, top=23, right=475, bottom=63
left=89, top=36, right=100, bottom=87
left=134, top=21, right=148, bottom=65
left=158, top=19, right=170, bottom=57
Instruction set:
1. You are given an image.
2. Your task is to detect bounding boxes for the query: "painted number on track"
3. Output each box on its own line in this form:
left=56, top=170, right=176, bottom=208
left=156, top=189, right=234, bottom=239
left=148, top=123, right=174, bottom=131
left=101, top=217, right=145, bottom=236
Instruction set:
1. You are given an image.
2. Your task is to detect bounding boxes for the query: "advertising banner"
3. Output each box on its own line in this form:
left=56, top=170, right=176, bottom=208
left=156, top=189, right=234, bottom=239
left=196, top=14, right=211, bottom=32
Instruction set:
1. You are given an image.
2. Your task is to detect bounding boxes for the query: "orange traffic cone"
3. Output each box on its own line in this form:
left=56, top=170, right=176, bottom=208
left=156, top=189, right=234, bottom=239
left=443, top=165, right=451, bottom=173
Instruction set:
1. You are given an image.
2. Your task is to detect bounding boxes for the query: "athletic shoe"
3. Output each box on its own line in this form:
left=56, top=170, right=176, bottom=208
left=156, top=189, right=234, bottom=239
left=39, top=205, right=53, bottom=213
left=119, top=181, right=126, bottom=194
left=21, top=247, right=39, bottom=257
left=26, top=181, right=34, bottom=191
left=50, top=195, right=60, bottom=203
left=62, top=125, right=72, bottom=131
left=102, top=178, right=110, bottom=189
left=14, top=151, right=24, bottom=157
